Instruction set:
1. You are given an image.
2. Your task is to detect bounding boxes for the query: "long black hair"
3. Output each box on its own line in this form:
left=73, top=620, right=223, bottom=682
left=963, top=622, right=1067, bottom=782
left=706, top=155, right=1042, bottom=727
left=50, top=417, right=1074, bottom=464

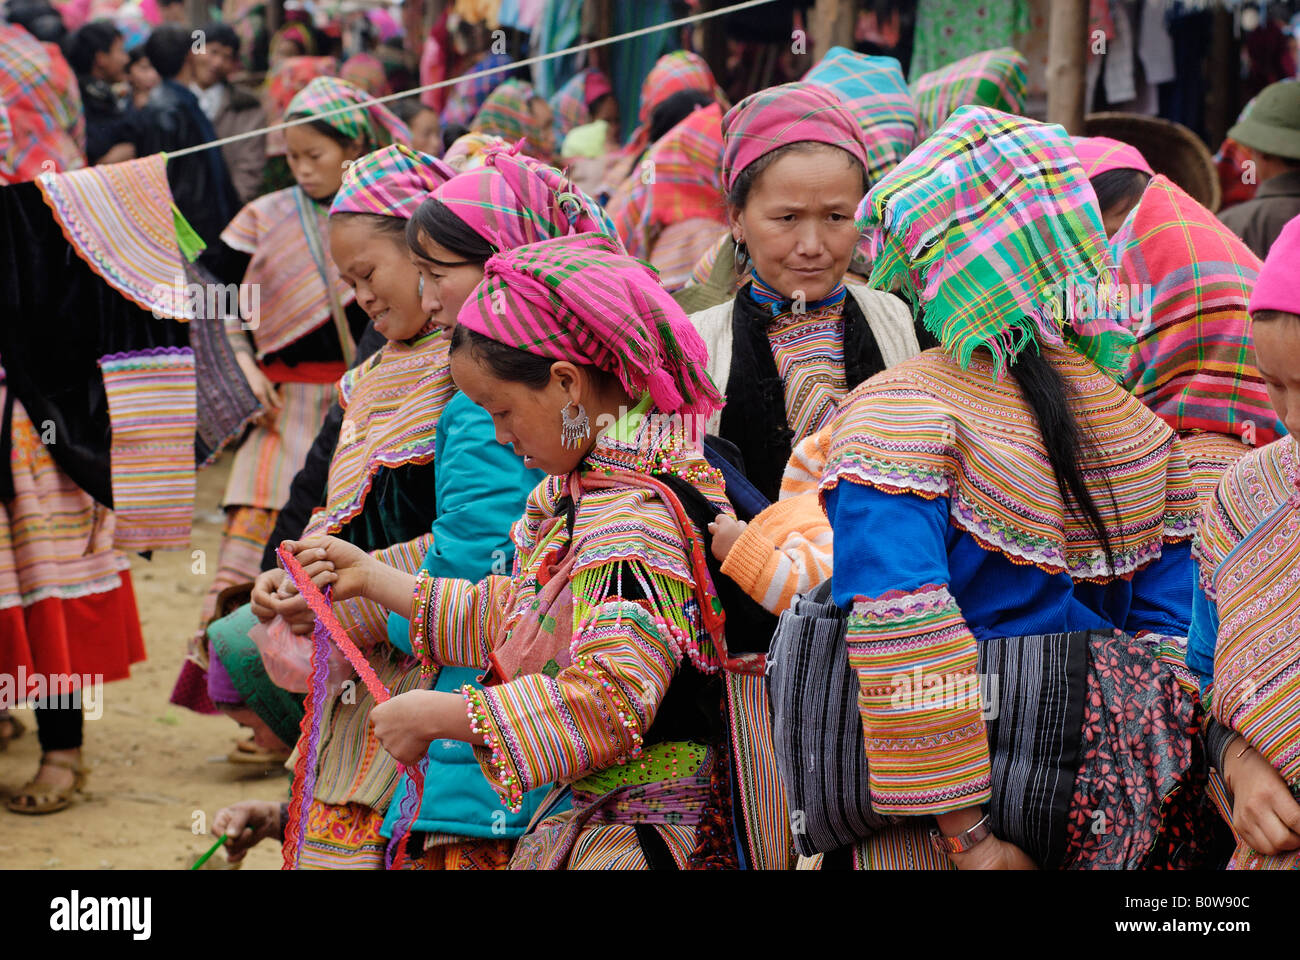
left=405, top=197, right=496, bottom=266
left=1006, top=346, right=1120, bottom=573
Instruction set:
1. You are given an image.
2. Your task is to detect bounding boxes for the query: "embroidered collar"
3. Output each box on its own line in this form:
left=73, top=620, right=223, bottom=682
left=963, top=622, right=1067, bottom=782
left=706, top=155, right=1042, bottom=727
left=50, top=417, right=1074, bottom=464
left=748, top=272, right=846, bottom=319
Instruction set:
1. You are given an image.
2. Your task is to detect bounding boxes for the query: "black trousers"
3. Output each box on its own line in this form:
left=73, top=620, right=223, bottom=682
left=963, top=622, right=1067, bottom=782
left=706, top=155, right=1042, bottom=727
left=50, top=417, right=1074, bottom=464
left=33, top=701, right=83, bottom=752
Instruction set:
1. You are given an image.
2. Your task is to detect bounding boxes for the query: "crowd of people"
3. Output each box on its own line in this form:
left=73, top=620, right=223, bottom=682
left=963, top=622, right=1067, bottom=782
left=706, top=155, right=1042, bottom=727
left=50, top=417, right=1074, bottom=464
left=3, top=0, right=1300, bottom=871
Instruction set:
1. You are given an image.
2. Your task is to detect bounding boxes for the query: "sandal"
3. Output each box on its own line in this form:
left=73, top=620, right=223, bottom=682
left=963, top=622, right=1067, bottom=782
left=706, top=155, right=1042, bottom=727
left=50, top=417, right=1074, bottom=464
left=0, top=714, right=24, bottom=752
left=227, top=737, right=290, bottom=765
left=6, top=754, right=88, bottom=815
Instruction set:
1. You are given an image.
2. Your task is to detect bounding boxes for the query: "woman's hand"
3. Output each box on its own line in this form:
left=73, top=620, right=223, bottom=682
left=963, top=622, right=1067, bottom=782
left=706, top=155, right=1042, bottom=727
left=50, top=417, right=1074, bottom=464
left=250, top=568, right=286, bottom=622
left=707, top=513, right=747, bottom=562
left=281, top=537, right=375, bottom=602
left=235, top=352, right=281, bottom=428
left=1224, top=740, right=1300, bottom=855
left=212, top=799, right=282, bottom=863
left=948, top=835, right=1037, bottom=870
left=370, top=690, right=442, bottom=766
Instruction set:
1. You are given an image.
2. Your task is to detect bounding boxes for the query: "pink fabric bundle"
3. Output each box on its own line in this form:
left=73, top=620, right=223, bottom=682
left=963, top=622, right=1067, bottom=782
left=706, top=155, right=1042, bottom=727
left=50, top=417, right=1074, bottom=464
left=721, top=81, right=869, bottom=192
left=1249, top=212, right=1300, bottom=316
left=457, top=232, right=723, bottom=418
left=1071, top=135, right=1154, bottom=178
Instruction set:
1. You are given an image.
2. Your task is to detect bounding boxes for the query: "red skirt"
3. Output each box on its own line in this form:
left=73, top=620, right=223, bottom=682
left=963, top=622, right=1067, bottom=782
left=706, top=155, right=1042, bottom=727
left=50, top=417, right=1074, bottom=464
left=0, top=390, right=145, bottom=691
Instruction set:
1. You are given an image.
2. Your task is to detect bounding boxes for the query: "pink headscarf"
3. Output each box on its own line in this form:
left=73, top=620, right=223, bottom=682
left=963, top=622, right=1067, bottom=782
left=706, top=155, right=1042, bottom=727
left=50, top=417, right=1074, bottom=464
left=430, top=144, right=620, bottom=251
left=457, top=232, right=723, bottom=419
left=1071, top=135, right=1154, bottom=178
left=1250, top=212, right=1300, bottom=316
left=721, top=81, right=869, bottom=192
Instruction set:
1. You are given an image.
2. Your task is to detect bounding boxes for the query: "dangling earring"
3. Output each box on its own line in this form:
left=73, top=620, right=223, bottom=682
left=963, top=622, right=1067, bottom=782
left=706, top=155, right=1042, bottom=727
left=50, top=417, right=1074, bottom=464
left=733, top=235, right=751, bottom=277
left=560, top=400, right=590, bottom=449
left=418, top=274, right=425, bottom=298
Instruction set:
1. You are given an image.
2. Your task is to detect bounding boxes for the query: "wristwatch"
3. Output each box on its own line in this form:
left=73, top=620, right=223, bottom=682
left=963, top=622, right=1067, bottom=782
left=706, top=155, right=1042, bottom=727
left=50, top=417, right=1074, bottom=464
left=929, top=813, right=992, bottom=855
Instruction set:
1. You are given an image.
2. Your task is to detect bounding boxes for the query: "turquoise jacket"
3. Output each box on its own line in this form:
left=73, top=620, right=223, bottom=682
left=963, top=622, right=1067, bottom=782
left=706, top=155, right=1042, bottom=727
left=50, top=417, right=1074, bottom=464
left=380, top=391, right=553, bottom=840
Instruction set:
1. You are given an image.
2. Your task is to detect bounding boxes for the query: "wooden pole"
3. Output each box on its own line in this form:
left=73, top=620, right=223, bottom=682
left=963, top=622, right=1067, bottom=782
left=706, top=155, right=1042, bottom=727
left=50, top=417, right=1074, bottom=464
left=1046, top=0, right=1089, bottom=134
left=809, top=0, right=854, bottom=64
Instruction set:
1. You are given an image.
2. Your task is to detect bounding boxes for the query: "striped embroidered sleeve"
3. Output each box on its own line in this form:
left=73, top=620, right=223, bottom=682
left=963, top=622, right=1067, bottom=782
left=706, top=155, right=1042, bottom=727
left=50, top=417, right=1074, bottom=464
left=720, top=493, right=832, bottom=614
left=414, top=572, right=513, bottom=669
left=848, top=585, right=992, bottom=815
left=463, top=595, right=684, bottom=812
left=333, top=534, right=433, bottom=649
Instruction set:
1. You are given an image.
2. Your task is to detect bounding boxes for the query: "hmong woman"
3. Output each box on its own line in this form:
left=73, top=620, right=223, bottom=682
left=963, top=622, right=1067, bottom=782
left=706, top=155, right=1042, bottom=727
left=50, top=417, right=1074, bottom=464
left=215, top=147, right=615, bottom=869
left=599, top=50, right=722, bottom=199
left=1108, top=175, right=1284, bottom=501
left=469, top=78, right=555, bottom=164
left=678, top=49, right=917, bottom=313
left=688, top=54, right=927, bottom=504
left=1071, top=135, right=1153, bottom=237
left=1186, top=215, right=1300, bottom=869
left=288, top=232, right=741, bottom=869
left=0, top=353, right=145, bottom=812
left=820, top=106, right=1219, bottom=870
left=604, top=100, right=727, bottom=292
left=176, top=76, right=411, bottom=728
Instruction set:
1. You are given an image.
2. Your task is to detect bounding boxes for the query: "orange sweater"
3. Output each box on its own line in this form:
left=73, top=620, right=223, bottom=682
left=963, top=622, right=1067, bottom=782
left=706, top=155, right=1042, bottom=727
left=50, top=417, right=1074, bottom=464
left=719, top=428, right=832, bottom=614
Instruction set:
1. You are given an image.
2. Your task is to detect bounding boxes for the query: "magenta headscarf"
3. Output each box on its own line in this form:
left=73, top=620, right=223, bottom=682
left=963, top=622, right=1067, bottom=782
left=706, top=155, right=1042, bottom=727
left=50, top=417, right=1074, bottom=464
left=428, top=143, right=621, bottom=251
left=721, top=81, right=869, bottom=192
left=1071, top=135, right=1154, bottom=179
left=457, top=232, right=723, bottom=419
left=1250, top=213, right=1300, bottom=316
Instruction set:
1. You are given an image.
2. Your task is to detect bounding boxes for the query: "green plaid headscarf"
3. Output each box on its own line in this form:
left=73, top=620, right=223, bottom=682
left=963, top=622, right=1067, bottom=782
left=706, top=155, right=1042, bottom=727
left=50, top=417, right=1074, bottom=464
left=859, top=105, right=1135, bottom=378
left=911, top=47, right=1028, bottom=138
left=284, top=76, right=410, bottom=149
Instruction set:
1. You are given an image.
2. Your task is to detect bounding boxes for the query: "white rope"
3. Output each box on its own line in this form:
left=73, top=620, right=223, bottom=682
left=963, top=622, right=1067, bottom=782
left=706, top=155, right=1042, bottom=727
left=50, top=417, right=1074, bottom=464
left=166, top=0, right=781, bottom=159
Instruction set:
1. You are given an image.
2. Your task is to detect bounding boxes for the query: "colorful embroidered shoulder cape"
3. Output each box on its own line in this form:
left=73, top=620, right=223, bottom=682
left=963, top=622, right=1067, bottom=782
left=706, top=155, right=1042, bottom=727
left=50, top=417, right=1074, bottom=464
left=220, top=185, right=356, bottom=357
left=821, top=345, right=1199, bottom=582
left=38, top=156, right=191, bottom=319
left=1195, top=436, right=1299, bottom=597
left=301, top=327, right=455, bottom=539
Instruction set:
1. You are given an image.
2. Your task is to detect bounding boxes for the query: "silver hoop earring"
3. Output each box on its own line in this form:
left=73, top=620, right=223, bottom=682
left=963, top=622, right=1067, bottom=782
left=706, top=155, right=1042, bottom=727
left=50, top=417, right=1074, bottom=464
left=560, top=400, right=590, bottom=449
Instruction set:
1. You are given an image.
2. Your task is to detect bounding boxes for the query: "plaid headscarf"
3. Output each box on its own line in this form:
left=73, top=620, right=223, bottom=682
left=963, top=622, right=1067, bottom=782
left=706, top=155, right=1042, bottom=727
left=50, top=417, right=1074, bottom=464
left=1071, top=135, right=1154, bottom=179
left=330, top=144, right=455, bottom=219
left=802, top=48, right=918, bottom=189
left=285, top=76, right=411, bottom=149
left=623, top=51, right=719, bottom=157
left=471, top=79, right=551, bottom=162
left=430, top=142, right=620, bottom=251
left=859, top=106, right=1134, bottom=378
left=550, top=67, right=613, bottom=141
left=458, top=232, right=723, bottom=418
left=722, top=81, right=869, bottom=193
left=0, top=25, right=85, bottom=182
left=912, top=47, right=1028, bottom=138
left=340, top=52, right=391, bottom=97
left=442, top=51, right=513, bottom=128
left=1108, top=175, right=1281, bottom=444
left=265, top=56, right=339, bottom=156
left=609, top=101, right=724, bottom=261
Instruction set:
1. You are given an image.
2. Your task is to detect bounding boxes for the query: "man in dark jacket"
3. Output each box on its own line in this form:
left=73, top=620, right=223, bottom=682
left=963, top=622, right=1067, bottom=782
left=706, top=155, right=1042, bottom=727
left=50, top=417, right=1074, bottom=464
left=133, top=24, right=240, bottom=275
left=64, top=19, right=138, bottom=164
left=1218, top=80, right=1300, bottom=259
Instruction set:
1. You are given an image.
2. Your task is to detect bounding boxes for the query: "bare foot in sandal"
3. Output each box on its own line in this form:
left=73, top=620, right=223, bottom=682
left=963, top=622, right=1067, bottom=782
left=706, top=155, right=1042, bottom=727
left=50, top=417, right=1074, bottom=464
left=7, top=749, right=87, bottom=814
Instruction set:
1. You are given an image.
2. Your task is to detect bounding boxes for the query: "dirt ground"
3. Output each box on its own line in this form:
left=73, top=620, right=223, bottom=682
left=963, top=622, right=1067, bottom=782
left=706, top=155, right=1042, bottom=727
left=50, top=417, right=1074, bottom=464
left=0, top=455, right=286, bottom=870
